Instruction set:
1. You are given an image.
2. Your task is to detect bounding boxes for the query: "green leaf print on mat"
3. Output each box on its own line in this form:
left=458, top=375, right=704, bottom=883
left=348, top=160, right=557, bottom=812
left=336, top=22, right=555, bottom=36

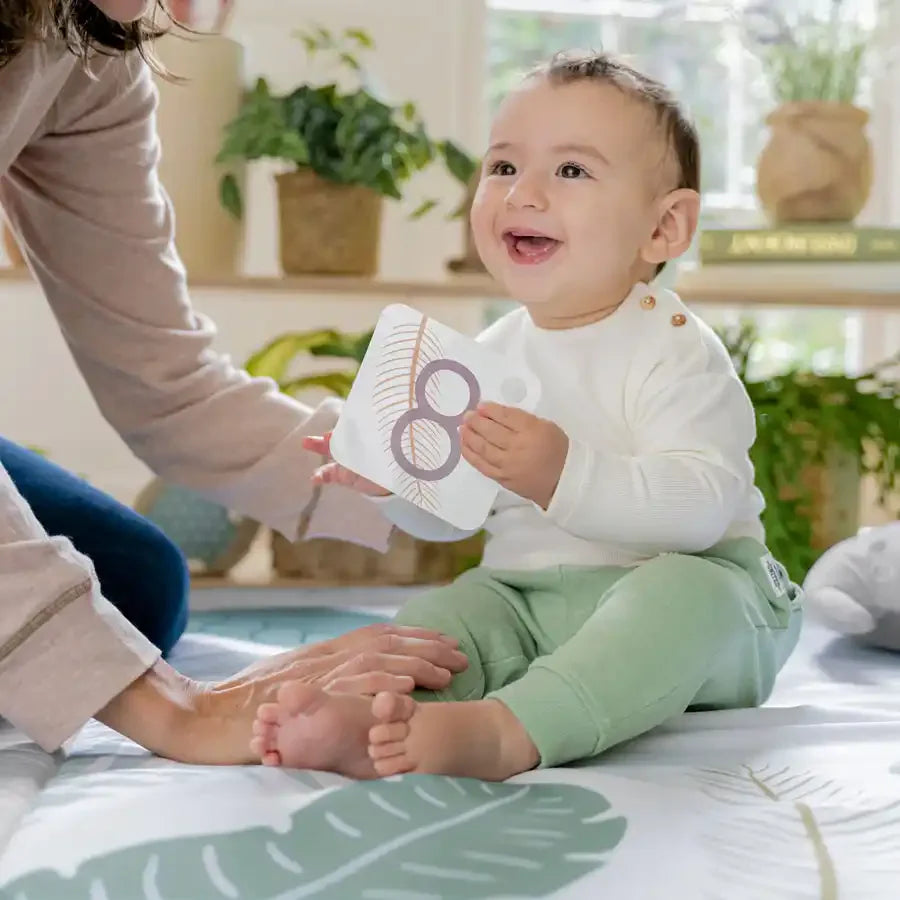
left=4, top=776, right=626, bottom=899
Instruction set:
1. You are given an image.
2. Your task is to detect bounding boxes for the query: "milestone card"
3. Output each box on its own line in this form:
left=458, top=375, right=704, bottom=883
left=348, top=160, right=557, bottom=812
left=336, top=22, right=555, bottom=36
left=330, top=304, right=541, bottom=531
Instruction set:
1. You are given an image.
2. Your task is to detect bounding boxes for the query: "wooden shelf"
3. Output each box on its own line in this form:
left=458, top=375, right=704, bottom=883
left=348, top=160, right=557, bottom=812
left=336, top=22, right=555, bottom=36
left=4, top=262, right=900, bottom=309
left=0, top=265, right=500, bottom=299
left=676, top=262, right=900, bottom=310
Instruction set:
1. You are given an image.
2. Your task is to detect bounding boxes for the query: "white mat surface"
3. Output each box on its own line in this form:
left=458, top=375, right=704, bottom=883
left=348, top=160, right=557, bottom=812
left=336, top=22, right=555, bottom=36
left=0, top=613, right=897, bottom=899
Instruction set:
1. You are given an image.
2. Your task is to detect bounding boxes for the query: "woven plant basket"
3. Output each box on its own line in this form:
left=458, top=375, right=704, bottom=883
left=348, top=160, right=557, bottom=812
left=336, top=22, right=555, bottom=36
left=272, top=529, right=485, bottom=586
left=276, top=169, right=382, bottom=276
left=757, top=101, right=873, bottom=224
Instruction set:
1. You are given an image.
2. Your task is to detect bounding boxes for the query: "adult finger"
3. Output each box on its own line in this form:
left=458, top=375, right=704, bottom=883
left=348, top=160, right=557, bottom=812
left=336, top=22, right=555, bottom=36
left=369, top=633, right=467, bottom=672
left=326, top=623, right=460, bottom=651
left=329, top=651, right=455, bottom=690
left=325, top=672, right=416, bottom=695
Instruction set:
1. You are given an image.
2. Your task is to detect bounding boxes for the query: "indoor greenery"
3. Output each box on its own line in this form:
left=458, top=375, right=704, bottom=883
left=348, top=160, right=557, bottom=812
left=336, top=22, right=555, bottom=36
left=245, top=327, right=373, bottom=399
left=741, top=0, right=869, bottom=103
left=217, top=26, right=477, bottom=220
left=721, top=321, right=898, bottom=582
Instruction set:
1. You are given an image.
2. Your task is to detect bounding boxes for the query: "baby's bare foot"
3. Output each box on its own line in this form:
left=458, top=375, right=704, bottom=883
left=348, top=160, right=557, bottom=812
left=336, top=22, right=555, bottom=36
left=250, top=682, right=382, bottom=778
left=367, top=694, right=540, bottom=782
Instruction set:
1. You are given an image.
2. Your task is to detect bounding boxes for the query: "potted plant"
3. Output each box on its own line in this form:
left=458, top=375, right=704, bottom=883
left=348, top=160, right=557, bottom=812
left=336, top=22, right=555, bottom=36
left=217, top=26, right=477, bottom=277
left=245, top=328, right=485, bottom=584
left=721, top=322, right=898, bottom=583
left=744, top=1, right=873, bottom=223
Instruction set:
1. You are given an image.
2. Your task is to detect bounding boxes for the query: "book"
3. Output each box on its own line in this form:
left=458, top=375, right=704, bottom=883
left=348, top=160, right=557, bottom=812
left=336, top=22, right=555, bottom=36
left=699, top=226, right=900, bottom=263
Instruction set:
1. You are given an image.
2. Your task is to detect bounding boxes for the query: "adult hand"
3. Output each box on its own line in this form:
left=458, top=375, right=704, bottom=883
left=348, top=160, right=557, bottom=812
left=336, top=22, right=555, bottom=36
left=97, top=623, right=467, bottom=765
left=220, top=621, right=467, bottom=695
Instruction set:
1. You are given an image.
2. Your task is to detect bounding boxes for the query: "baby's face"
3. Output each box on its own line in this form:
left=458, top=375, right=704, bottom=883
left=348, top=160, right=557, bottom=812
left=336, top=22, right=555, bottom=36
left=471, top=77, right=673, bottom=312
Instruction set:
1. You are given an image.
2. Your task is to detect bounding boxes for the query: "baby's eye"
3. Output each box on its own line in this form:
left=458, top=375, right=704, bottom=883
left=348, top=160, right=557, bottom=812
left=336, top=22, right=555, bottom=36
left=488, top=160, right=516, bottom=176
left=558, top=162, right=589, bottom=179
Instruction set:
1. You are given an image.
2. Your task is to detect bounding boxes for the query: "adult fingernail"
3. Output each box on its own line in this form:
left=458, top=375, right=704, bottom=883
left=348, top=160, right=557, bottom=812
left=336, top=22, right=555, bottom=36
left=439, top=634, right=459, bottom=646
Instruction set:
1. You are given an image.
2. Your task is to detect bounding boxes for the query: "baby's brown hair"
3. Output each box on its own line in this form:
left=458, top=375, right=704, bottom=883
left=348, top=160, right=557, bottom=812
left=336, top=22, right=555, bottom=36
left=529, top=51, right=700, bottom=275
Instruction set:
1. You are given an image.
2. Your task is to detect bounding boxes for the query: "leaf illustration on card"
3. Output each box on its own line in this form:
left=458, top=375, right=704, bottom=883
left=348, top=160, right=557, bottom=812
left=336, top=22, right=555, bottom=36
left=1, top=777, right=627, bottom=900
left=373, top=316, right=446, bottom=512
left=694, top=763, right=900, bottom=900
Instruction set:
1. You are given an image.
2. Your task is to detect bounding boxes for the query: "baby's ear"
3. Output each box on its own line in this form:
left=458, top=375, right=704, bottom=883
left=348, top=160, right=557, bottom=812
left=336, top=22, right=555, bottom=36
left=642, top=188, right=700, bottom=268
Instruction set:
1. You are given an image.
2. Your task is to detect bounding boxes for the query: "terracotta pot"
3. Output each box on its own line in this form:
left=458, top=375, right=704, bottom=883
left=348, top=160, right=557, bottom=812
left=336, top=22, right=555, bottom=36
left=276, top=169, right=382, bottom=276
left=757, top=102, right=873, bottom=224
left=271, top=529, right=485, bottom=585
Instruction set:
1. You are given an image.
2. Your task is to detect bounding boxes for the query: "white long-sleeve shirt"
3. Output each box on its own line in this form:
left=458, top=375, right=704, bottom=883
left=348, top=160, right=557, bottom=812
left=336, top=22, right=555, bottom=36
left=375, top=282, right=766, bottom=570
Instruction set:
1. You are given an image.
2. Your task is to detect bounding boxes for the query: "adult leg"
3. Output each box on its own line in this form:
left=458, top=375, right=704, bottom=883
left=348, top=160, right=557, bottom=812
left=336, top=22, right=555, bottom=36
left=0, top=438, right=189, bottom=654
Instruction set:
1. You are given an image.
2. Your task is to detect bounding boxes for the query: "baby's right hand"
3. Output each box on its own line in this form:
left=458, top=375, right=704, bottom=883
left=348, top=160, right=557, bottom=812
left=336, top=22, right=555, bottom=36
left=303, top=433, right=391, bottom=498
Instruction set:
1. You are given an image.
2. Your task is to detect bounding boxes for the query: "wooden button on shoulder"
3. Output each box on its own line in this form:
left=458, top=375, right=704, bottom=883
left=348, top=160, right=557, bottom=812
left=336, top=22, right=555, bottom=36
left=671, top=313, right=687, bottom=327
left=640, top=295, right=656, bottom=309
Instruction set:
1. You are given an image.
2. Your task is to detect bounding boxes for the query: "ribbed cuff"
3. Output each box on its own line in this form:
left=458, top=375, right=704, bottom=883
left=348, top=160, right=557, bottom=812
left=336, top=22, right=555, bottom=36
left=545, top=437, right=591, bottom=528
left=0, top=586, right=159, bottom=752
left=490, top=664, right=603, bottom=768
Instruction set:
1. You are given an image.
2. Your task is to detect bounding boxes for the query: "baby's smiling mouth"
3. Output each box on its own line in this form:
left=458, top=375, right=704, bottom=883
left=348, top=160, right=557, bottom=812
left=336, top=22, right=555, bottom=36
left=501, top=228, right=563, bottom=264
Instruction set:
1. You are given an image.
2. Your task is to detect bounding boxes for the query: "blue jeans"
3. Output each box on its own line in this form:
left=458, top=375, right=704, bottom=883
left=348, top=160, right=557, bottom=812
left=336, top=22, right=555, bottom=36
left=0, top=438, right=189, bottom=655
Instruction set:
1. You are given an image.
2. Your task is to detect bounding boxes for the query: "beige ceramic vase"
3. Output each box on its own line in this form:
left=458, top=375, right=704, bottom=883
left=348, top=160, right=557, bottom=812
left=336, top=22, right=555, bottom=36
left=756, top=101, right=873, bottom=223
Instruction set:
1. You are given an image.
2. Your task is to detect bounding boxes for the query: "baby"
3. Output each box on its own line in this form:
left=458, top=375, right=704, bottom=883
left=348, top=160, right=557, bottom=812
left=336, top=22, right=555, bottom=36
left=250, top=51, right=803, bottom=781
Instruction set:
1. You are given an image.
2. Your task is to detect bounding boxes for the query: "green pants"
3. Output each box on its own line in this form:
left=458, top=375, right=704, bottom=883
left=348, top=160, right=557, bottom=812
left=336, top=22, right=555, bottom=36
left=394, top=538, right=802, bottom=768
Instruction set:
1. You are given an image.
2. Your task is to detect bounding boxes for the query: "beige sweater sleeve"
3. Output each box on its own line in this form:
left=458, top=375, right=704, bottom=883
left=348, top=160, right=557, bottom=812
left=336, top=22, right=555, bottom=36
left=0, top=52, right=390, bottom=750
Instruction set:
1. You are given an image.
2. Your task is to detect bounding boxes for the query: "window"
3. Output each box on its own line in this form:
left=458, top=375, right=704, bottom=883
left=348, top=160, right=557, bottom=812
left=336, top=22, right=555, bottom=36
left=483, top=0, right=883, bottom=376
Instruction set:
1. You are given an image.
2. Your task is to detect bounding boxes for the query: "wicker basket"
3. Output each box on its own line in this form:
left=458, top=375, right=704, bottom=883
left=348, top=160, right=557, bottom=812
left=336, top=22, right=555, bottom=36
left=757, top=102, right=873, bottom=224
left=271, top=529, right=485, bottom=586
left=276, top=169, right=383, bottom=276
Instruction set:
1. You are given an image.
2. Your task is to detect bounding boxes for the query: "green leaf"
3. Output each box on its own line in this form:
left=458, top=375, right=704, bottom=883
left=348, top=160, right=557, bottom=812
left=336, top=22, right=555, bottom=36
left=410, top=198, right=439, bottom=219
left=218, top=173, right=242, bottom=220
left=351, top=329, right=375, bottom=363
left=441, top=139, right=478, bottom=184
left=244, top=331, right=345, bottom=382
left=339, top=52, right=361, bottom=72
left=1, top=777, right=627, bottom=899
left=344, top=27, right=374, bottom=49
left=281, top=371, right=357, bottom=398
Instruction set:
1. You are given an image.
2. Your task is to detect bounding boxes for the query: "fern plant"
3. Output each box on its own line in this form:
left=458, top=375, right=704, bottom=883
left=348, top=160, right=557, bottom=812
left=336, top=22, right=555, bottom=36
left=720, top=322, right=899, bottom=582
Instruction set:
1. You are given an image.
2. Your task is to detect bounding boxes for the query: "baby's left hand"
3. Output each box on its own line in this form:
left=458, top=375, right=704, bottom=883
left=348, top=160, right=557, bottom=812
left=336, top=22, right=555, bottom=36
left=460, top=402, right=568, bottom=509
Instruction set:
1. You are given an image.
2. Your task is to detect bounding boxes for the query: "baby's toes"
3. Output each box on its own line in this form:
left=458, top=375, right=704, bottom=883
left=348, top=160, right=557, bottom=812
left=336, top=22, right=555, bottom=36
left=369, top=720, right=410, bottom=746
left=368, top=740, right=408, bottom=761
left=255, top=702, right=281, bottom=725
left=371, top=691, right=416, bottom=724
left=373, top=753, right=414, bottom=778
